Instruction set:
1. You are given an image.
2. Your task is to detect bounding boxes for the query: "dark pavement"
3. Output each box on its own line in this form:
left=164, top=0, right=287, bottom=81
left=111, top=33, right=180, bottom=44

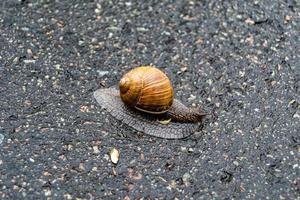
left=0, top=0, right=299, bottom=199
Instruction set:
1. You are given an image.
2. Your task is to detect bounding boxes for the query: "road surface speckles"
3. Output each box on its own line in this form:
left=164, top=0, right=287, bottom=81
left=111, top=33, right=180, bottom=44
left=0, top=0, right=299, bottom=199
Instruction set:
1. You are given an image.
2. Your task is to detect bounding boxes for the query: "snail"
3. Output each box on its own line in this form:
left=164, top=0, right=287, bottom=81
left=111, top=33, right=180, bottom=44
left=94, top=66, right=207, bottom=139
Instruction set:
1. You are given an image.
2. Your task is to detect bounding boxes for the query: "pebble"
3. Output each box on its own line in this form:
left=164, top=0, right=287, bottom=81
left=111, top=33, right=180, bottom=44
left=284, top=15, right=291, bottom=24
left=188, top=94, right=196, bottom=101
left=181, top=146, right=187, bottom=152
left=233, top=161, right=239, bottom=166
left=23, top=60, right=36, bottom=64
left=78, top=40, right=85, bottom=46
left=137, top=27, right=148, bottom=32
left=182, top=172, right=191, bottom=186
left=109, top=148, right=120, bottom=164
left=206, top=79, right=213, bottom=85
left=27, top=49, right=33, bottom=55
left=64, top=193, right=72, bottom=200
left=79, top=163, right=85, bottom=171
left=169, top=180, right=176, bottom=188
left=293, top=113, right=299, bottom=119
left=245, top=18, right=255, bottom=25
left=0, top=133, right=4, bottom=145
left=180, top=67, right=187, bottom=72
left=44, top=189, right=52, bottom=197
left=95, top=8, right=101, bottom=14
left=93, top=146, right=100, bottom=154
left=97, top=70, right=110, bottom=78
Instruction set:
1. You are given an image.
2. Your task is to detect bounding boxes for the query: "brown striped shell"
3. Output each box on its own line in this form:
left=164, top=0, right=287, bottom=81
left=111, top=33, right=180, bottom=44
left=119, top=66, right=174, bottom=114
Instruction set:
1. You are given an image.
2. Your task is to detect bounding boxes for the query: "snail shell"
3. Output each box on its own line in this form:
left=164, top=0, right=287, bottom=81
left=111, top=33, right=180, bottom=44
left=119, top=66, right=174, bottom=114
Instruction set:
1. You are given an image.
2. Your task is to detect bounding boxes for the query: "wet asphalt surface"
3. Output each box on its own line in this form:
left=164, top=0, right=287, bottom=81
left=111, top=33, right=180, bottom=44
left=0, top=0, right=299, bottom=199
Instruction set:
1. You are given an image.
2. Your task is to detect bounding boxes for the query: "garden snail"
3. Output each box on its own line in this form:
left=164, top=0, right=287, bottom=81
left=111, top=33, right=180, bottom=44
left=94, top=66, right=207, bottom=139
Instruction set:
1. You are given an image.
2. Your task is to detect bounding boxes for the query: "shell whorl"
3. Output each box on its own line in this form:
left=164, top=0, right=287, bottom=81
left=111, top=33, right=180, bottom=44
left=119, top=77, right=130, bottom=94
left=119, top=69, right=143, bottom=107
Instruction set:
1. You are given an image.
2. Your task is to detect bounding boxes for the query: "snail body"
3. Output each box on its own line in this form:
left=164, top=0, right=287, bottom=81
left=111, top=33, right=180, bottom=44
left=94, top=66, right=207, bottom=139
left=119, top=66, right=174, bottom=114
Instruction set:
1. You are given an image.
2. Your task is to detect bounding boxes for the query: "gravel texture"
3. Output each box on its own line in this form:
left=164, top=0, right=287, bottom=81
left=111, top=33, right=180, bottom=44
left=0, top=0, right=299, bottom=199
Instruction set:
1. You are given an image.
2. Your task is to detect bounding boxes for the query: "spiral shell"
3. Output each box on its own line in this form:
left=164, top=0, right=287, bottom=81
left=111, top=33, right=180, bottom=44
left=119, top=66, right=174, bottom=114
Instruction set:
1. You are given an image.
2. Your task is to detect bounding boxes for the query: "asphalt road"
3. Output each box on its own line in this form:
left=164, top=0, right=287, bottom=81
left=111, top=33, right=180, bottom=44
left=0, top=0, right=299, bottom=199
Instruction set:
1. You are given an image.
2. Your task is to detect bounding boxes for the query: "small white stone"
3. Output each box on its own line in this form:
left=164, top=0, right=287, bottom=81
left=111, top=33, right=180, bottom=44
left=44, top=189, right=52, bottom=197
left=245, top=18, right=255, bottom=25
left=233, top=161, right=239, bottom=166
left=13, top=57, right=19, bottom=63
left=23, top=60, right=36, bottom=64
left=21, top=27, right=29, bottom=31
left=92, top=167, right=98, bottom=171
left=206, top=79, right=213, bottom=85
left=97, top=70, right=109, bottom=78
left=0, top=134, right=4, bottom=144
left=293, top=113, right=299, bottom=119
left=182, top=172, right=191, bottom=186
left=54, top=64, right=61, bottom=70
left=292, top=164, right=298, bottom=169
left=95, top=8, right=101, bottom=14
left=109, top=148, right=120, bottom=164
left=162, top=31, right=171, bottom=36
left=78, top=40, right=85, bottom=45
left=137, top=27, right=148, bottom=32
left=180, top=67, right=187, bottom=72
left=64, top=193, right=72, bottom=200
left=96, top=3, right=102, bottom=9
left=93, top=146, right=100, bottom=154
left=188, top=94, right=196, bottom=101
left=239, top=71, right=245, bottom=77
left=27, top=49, right=33, bottom=55
left=91, top=38, right=98, bottom=43
left=79, top=163, right=85, bottom=171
